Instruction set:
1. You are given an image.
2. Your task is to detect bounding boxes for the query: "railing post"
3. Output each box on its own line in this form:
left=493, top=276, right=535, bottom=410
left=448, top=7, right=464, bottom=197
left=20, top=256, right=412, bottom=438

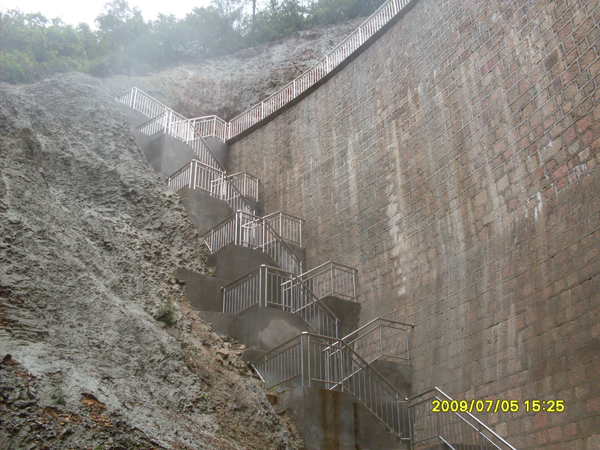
left=189, top=162, right=193, bottom=189
left=406, top=327, right=410, bottom=361
left=324, top=339, right=330, bottom=389
left=479, top=423, right=484, bottom=450
left=259, top=265, right=264, bottom=307
left=330, top=263, right=334, bottom=297
left=131, top=87, right=138, bottom=108
left=353, top=268, right=357, bottom=302
left=193, top=161, right=198, bottom=189
left=437, top=397, right=441, bottom=442
left=279, top=212, right=283, bottom=237
left=300, top=334, right=305, bottom=386
left=340, top=341, right=345, bottom=392
left=261, top=217, right=266, bottom=254
left=235, top=212, right=239, bottom=246
left=396, top=392, right=401, bottom=437
left=379, top=318, right=384, bottom=358
left=307, top=334, right=311, bottom=387
left=408, top=399, right=413, bottom=443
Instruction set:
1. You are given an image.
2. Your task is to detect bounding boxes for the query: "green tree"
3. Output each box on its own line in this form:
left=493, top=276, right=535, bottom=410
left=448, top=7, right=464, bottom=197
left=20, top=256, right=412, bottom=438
left=0, top=10, right=89, bottom=82
left=253, top=0, right=310, bottom=44
left=309, top=0, right=384, bottom=25
left=182, top=5, right=244, bottom=58
left=0, top=0, right=388, bottom=84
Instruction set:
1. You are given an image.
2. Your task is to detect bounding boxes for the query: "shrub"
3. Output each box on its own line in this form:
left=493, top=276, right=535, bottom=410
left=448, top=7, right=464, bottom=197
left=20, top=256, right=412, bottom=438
left=156, top=298, right=175, bottom=327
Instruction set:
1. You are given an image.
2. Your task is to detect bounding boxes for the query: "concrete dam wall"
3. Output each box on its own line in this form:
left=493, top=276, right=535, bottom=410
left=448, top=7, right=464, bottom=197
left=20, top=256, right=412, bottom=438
left=227, top=0, right=600, bottom=448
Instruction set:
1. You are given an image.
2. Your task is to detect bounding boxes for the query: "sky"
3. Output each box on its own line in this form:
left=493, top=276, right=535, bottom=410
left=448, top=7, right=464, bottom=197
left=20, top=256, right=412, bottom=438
left=0, top=0, right=214, bottom=27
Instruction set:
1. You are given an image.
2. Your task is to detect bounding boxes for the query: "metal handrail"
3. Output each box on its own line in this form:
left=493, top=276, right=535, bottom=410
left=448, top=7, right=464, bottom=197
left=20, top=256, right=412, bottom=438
left=116, top=86, right=169, bottom=119
left=136, top=110, right=169, bottom=136
left=341, top=317, right=413, bottom=364
left=117, top=88, right=229, bottom=175
left=262, top=219, right=303, bottom=274
left=116, top=0, right=414, bottom=141
left=262, top=211, right=304, bottom=246
left=299, top=260, right=355, bottom=277
left=227, top=0, right=413, bottom=138
left=252, top=336, right=517, bottom=447
left=328, top=335, right=407, bottom=397
left=167, top=160, right=226, bottom=195
left=408, top=387, right=517, bottom=450
left=222, top=265, right=292, bottom=312
left=135, top=111, right=228, bottom=173
left=167, top=161, right=194, bottom=193
left=166, top=160, right=257, bottom=215
left=262, top=211, right=305, bottom=222
left=295, top=261, right=357, bottom=301
left=189, top=115, right=229, bottom=141
left=213, top=172, right=260, bottom=202
left=288, top=275, right=339, bottom=338
left=222, top=265, right=339, bottom=338
left=202, top=211, right=303, bottom=275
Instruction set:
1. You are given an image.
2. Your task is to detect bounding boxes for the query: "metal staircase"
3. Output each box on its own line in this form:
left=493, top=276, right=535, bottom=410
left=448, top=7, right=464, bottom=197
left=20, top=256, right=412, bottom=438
left=116, top=87, right=303, bottom=270
left=222, top=265, right=339, bottom=338
left=167, top=160, right=258, bottom=215
left=116, top=88, right=517, bottom=450
left=202, top=211, right=303, bottom=275
left=251, top=331, right=412, bottom=440
left=251, top=325, right=517, bottom=450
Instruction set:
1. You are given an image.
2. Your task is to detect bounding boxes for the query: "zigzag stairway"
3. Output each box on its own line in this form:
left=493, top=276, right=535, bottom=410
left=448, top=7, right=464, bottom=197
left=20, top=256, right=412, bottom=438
left=116, top=88, right=516, bottom=450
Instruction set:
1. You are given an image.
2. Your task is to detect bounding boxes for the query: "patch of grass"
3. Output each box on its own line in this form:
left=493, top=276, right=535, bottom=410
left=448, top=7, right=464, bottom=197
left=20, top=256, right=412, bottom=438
left=156, top=298, right=176, bottom=327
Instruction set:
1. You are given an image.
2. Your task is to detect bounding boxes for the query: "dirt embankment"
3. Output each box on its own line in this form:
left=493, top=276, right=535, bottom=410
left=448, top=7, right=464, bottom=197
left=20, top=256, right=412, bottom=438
left=0, top=73, right=302, bottom=449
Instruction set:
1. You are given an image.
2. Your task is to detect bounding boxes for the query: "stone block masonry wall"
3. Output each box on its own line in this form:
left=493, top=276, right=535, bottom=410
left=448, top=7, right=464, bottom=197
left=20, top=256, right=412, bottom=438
left=228, top=0, right=600, bottom=448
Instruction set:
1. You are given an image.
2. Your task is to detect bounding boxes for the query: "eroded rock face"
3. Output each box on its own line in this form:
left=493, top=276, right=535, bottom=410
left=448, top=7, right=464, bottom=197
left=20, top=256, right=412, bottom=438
left=108, top=18, right=365, bottom=120
left=0, top=73, right=302, bottom=449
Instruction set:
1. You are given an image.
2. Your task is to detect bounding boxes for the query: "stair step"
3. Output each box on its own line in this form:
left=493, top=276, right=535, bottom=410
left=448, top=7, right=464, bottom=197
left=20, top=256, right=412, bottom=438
left=196, top=306, right=310, bottom=353
left=180, top=188, right=234, bottom=236
left=207, top=245, right=279, bottom=282
left=176, top=268, right=228, bottom=312
left=319, top=295, right=360, bottom=337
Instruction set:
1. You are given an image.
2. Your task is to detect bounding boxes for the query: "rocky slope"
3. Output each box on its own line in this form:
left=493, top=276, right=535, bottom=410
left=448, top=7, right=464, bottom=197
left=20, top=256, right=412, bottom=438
left=107, top=18, right=365, bottom=120
left=0, top=17, right=370, bottom=448
left=0, top=73, right=302, bottom=449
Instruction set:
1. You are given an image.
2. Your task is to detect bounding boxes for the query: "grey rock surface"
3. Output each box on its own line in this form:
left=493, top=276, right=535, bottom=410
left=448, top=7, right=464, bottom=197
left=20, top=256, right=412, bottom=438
left=0, top=73, right=303, bottom=449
